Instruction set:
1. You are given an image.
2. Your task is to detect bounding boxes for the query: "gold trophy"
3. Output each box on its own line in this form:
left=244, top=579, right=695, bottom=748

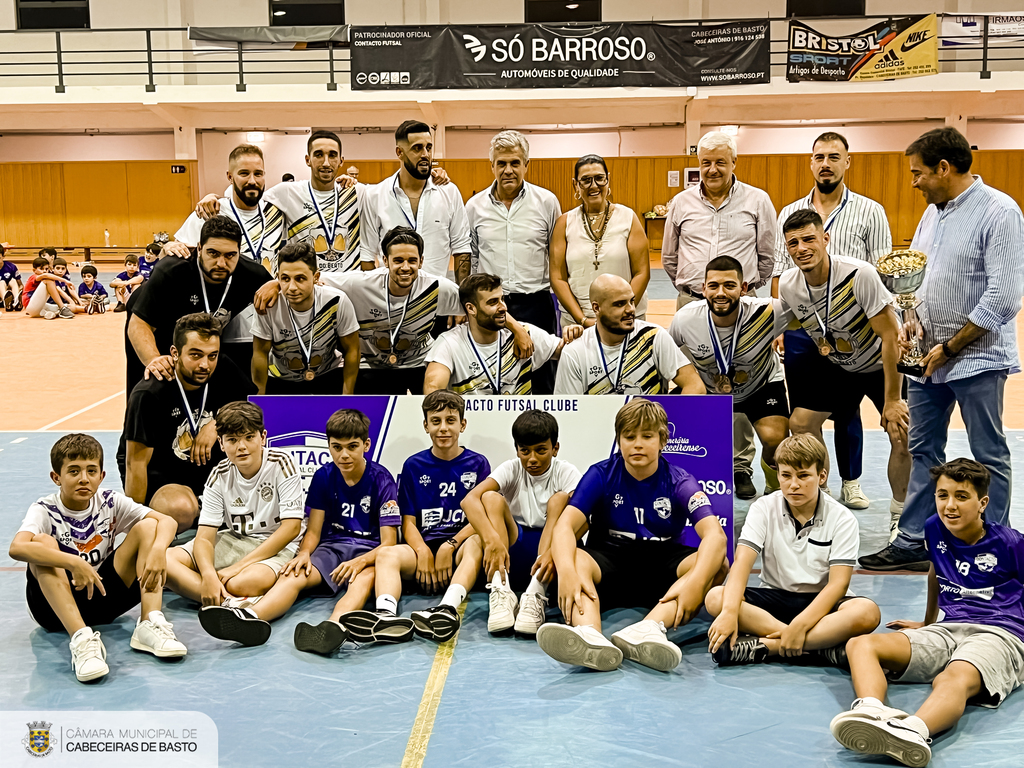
left=876, top=249, right=928, bottom=376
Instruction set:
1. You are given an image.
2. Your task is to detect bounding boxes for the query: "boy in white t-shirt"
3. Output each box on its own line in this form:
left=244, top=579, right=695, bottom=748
left=706, top=433, right=880, bottom=666
left=9, top=434, right=186, bottom=683
left=461, top=410, right=582, bottom=636
left=165, top=402, right=304, bottom=645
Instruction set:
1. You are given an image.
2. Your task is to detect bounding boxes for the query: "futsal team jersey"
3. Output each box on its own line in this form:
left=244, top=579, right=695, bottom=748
left=251, top=284, right=359, bottom=381
left=175, top=202, right=283, bottom=270
left=554, top=321, right=688, bottom=395
left=200, top=449, right=305, bottom=551
left=263, top=181, right=361, bottom=273
left=570, top=455, right=713, bottom=544
left=489, top=457, right=582, bottom=529
left=924, top=515, right=1024, bottom=642
left=305, top=459, right=401, bottom=544
left=398, top=448, right=491, bottom=542
left=777, top=256, right=893, bottom=374
left=138, top=256, right=159, bottom=280
left=114, top=270, right=139, bottom=284
left=1, top=260, right=21, bottom=282
left=323, top=268, right=463, bottom=370
left=19, top=489, right=150, bottom=568
left=426, top=323, right=561, bottom=395
left=79, top=282, right=108, bottom=298
left=669, top=297, right=790, bottom=402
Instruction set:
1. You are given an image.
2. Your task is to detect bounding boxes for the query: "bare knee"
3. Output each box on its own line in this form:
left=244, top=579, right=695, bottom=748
left=149, top=486, right=198, bottom=534
left=845, top=633, right=879, bottom=657
left=481, top=490, right=505, bottom=510
left=854, top=601, right=882, bottom=633
left=705, top=585, right=724, bottom=616
left=933, top=661, right=983, bottom=694
left=376, top=546, right=402, bottom=569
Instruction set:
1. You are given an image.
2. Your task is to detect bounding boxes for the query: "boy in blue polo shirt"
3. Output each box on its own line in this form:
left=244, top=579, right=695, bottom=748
left=78, top=264, right=109, bottom=314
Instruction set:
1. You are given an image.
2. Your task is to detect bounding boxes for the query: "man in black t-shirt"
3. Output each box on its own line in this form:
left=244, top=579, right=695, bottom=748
left=126, top=215, right=271, bottom=393
left=118, top=312, right=256, bottom=532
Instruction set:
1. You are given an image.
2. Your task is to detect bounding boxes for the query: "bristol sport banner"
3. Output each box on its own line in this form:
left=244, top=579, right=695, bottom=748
left=251, top=395, right=735, bottom=555
left=350, top=22, right=769, bottom=90
left=787, top=14, right=939, bottom=82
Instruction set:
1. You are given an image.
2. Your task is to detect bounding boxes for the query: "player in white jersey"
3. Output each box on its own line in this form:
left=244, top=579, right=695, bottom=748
left=10, top=434, right=185, bottom=682
left=777, top=208, right=910, bottom=514
left=424, top=273, right=583, bottom=395
left=555, top=273, right=704, bottom=395
left=252, top=242, right=360, bottom=395
left=670, top=256, right=792, bottom=494
left=165, top=403, right=304, bottom=645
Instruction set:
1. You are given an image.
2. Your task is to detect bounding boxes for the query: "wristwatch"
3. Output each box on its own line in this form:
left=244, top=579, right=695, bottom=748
left=942, top=341, right=956, bottom=358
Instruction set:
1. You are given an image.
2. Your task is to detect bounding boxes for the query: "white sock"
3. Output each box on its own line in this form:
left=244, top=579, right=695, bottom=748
left=524, top=575, right=547, bottom=597
left=376, top=594, right=398, bottom=614
left=890, top=498, right=905, bottom=514
left=490, top=570, right=507, bottom=590
left=71, top=626, right=93, bottom=645
left=441, top=584, right=467, bottom=608
left=857, top=696, right=886, bottom=710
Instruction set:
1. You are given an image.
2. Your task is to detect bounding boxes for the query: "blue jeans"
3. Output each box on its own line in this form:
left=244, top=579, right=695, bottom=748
left=895, top=370, right=1012, bottom=548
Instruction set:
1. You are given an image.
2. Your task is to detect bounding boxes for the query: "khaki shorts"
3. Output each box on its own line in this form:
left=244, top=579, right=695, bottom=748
left=178, top=530, right=295, bottom=576
left=893, top=622, right=1024, bottom=707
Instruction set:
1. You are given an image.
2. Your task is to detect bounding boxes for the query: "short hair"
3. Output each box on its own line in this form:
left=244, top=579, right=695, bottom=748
left=705, top=255, right=744, bottom=280
left=813, top=131, right=849, bottom=152
left=489, top=130, right=530, bottom=163
left=0, top=243, right=5, bottom=256
left=614, top=399, right=669, bottom=445
left=39, top=247, right=57, bottom=259
left=124, top=253, right=139, bottom=266
left=307, top=130, right=342, bottom=155
left=783, top=208, right=824, bottom=235
left=80, top=264, right=98, bottom=278
left=459, top=273, right=502, bottom=313
left=52, top=257, right=68, bottom=268
left=574, top=154, right=608, bottom=180
left=326, top=408, right=370, bottom=442
left=929, top=458, right=990, bottom=500
left=697, top=131, right=738, bottom=161
left=422, top=389, right=465, bottom=420
left=228, top=144, right=264, bottom=166
left=32, top=257, right=49, bottom=269
left=512, top=410, right=558, bottom=447
left=277, top=241, right=318, bottom=273
left=906, top=127, right=973, bottom=174
left=396, top=120, right=431, bottom=143
left=199, top=215, right=242, bottom=248
left=50, top=433, right=103, bottom=474
left=145, top=242, right=162, bottom=257
left=282, top=173, right=295, bottom=182
left=172, top=312, right=221, bottom=352
left=382, top=226, right=424, bottom=258
left=215, top=401, right=264, bottom=437
left=774, top=433, right=827, bottom=474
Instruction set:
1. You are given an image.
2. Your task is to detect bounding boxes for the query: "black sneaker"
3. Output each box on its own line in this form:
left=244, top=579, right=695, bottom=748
left=858, top=544, right=930, bottom=572
left=410, top=604, right=461, bottom=642
left=734, top=472, right=757, bottom=500
left=113, top=301, right=126, bottom=313
left=336, top=610, right=415, bottom=644
left=815, top=643, right=849, bottom=669
left=294, top=620, right=348, bottom=655
left=198, top=606, right=271, bottom=647
left=3, top=289, right=12, bottom=311
left=712, top=636, right=769, bottom=666
left=13, top=298, right=22, bottom=311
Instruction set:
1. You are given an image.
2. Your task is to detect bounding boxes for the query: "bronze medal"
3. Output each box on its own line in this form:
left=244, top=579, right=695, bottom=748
left=304, top=369, right=316, bottom=381
left=716, top=374, right=732, bottom=394
left=733, top=370, right=749, bottom=385
left=388, top=353, right=398, bottom=365
left=817, top=337, right=833, bottom=356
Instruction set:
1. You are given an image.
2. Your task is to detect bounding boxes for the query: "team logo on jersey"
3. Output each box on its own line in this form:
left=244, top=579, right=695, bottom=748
left=23, top=721, right=56, bottom=757
left=190, top=294, right=200, bottom=305
left=766, top=399, right=778, bottom=405
left=696, top=344, right=711, bottom=355
left=589, top=365, right=603, bottom=377
left=231, top=497, right=245, bottom=507
left=613, top=494, right=624, bottom=507
left=936, top=541, right=947, bottom=554
left=653, top=497, right=672, bottom=519
left=172, top=408, right=182, bottom=418
left=419, top=474, right=432, bottom=486
left=975, top=553, right=998, bottom=573
left=369, top=308, right=384, bottom=318
left=797, top=304, right=808, bottom=314
left=259, top=482, right=274, bottom=502
left=360, top=495, right=371, bottom=515
left=460, top=472, right=477, bottom=490
left=688, top=491, right=711, bottom=512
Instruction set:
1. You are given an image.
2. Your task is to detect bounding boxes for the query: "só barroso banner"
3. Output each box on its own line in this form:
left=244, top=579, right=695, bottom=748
left=787, top=14, right=938, bottom=82
left=350, top=21, right=769, bottom=90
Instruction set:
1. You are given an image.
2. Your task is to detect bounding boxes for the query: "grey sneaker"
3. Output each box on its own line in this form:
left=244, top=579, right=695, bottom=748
left=58, top=305, right=74, bottom=319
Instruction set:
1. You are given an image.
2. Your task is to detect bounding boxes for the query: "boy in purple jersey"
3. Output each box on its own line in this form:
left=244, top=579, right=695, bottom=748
left=339, top=391, right=490, bottom=644
left=831, top=459, right=1024, bottom=767
left=537, top=399, right=729, bottom=673
left=110, top=253, right=144, bottom=311
left=78, top=264, right=109, bottom=314
left=8, top=434, right=185, bottom=683
left=1, top=244, right=24, bottom=311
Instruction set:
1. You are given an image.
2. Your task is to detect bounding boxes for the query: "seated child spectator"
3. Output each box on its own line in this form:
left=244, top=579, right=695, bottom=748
left=1, top=244, right=24, bottom=311
left=78, top=264, right=110, bottom=314
left=23, top=257, right=83, bottom=319
left=8, top=434, right=186, bottom=683
left=139, top=242, right=162, bottom=280
left=111, top=254, right=144, bottom=312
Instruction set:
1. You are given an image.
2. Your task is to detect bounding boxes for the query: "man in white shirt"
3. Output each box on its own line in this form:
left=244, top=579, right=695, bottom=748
left=466, top=130, right=562, bottom=392
left=555, top=274, right=704, bottom=395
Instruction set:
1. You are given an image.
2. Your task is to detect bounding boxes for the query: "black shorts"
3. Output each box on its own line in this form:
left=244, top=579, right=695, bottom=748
left=266, top=367, right=349, bottom=395
left=584, top=538, right=698, bottom=609
left=734, top=380, right=790, bottom=423
left=786, top=356, right=888, bottom=416
left=26, top=555, right=141, bottom=633
left=743, top=586, right=860, bottom=625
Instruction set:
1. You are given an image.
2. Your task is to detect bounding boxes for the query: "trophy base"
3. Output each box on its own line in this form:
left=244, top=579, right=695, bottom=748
left=898, top=362, right=926, bottom=377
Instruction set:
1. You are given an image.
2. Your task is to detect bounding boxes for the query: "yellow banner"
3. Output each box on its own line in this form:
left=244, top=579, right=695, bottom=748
left=852, top=14, right=938, bottom=81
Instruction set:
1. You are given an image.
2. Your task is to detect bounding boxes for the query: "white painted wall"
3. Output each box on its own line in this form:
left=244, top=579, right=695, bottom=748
left=0, top=132, right=175, bottom=162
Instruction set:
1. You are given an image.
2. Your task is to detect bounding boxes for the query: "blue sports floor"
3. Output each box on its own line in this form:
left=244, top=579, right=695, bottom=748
left=3, top=430, right=1023, bottom=767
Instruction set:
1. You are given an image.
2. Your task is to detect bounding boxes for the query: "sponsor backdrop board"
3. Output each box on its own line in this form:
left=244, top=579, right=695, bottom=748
left=252, top=395, right=735, bottom=555
left=787, top=14, right=938, bottom=82
left=350, top=22, right=769, bottom=90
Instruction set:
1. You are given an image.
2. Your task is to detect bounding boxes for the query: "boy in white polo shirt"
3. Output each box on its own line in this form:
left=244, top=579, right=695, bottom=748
left=461, top=410, right=582, bottom=636
left=706, top=433, right=880, bottom=666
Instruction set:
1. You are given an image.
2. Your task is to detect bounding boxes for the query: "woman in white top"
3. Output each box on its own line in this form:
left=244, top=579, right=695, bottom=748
left=550, top=154, right=650, bottom=328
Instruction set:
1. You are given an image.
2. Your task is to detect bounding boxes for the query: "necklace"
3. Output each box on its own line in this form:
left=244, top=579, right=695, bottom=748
left=582, top=202, right=611, bottom=270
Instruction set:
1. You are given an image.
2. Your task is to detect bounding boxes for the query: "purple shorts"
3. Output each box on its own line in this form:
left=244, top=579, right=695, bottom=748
left=310, top=539, right=376, bottom=596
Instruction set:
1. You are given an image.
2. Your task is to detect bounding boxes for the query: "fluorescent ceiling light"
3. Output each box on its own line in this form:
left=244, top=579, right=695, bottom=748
left=720, top=125, right=739, bottom=136
left=247, top=131, right=266, bottom=143
left=566, top=3, right=580, bottom=8
left=273, top=10, right=286, bottom=16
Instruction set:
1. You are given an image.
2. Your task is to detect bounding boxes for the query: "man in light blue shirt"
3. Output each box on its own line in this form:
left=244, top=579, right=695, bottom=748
left=861, top=127, right=1024, bottom=571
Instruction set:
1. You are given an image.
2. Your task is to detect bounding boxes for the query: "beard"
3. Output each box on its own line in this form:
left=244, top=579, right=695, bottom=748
left=402, top=154, right=431, bottom=181
left=233, top=180, right=263, bottom=206
left=815, top=177, right=841, bottom=195
left=599, top=312, right=633, bottom=336
left=477, top=311, right=506, bottom=332
left=708, top=296, right=740, bottom=317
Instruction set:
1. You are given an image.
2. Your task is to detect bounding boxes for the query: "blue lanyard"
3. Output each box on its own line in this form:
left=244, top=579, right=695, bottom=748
left=804, top=255, right=833, bottom=337
left=174, top=374, right=208, bottom=439
left=597, top=331, right=629, bottom=392
left=308, top=183, right=339, bottom=246
left=227, top=198, right=266, bottom=261
left=467, top=329, right=507, bottom=394
left=706, top=302, right=743, bottom=375
left=819, top=187, right=849, bottom=235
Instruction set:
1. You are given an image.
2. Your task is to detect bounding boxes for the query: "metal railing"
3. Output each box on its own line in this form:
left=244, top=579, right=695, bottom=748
left=0, top=15, right=1020, bottom=92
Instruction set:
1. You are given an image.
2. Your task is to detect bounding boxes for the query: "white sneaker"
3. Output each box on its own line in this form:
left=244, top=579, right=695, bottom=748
left=536, top=624, right=622, bottom=671
left=841, top=480, right=871, bottom=509
left=830, top=698, right=910, bottom=730
left=70, top=628, right=109, bottom=682
left=610, top=619, right=682, bottom=672
left=41, top=308, right=58, bottom=320
left=831, top=713, right=931, bottom=767
left=513, top=592, right=548, bottom=636
left=130, top=611, right=188, bottom=657
left=487, top=581, right=519, bottom=634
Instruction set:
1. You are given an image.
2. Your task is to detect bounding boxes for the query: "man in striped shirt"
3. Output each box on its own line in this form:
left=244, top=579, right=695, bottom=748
left=861, top=127, right=1024, bottom=572
left=772, top=132, right=892, bottom=515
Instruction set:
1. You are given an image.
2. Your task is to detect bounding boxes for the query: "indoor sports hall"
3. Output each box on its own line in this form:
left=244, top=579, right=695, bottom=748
left=2, top=3, right=1024, bottom=767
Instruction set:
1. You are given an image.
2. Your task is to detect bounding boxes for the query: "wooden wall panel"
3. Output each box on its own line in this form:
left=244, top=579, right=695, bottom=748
left=125, top=161, right=196, bottom=247
left=63, top=162, right=130, bottom=246
left=1, top=163, right=67, bottom=246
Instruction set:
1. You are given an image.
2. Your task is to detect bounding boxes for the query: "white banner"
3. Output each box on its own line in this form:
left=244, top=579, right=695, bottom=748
left=941, top=15, right=1024, bottom=45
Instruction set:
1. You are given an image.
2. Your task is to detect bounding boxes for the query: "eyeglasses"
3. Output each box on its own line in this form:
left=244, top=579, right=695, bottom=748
left=577, top=175, right=608, bottom=188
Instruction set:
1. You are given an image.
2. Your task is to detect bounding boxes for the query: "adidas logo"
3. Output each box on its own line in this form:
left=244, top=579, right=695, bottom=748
left=231, top=497, right=245, bottom=507
left=874, top=48, right=904, bottom=69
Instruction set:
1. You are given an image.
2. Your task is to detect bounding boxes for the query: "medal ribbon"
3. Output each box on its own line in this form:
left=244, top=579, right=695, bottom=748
left=467, top=329, right=507, bottom=394
left=598, top=330, right=630, bottom=393
left=227, top=198, right=266, bottom=261
left=308, top=182, right=340, bottom=248
left=385, top=273, right=413, bottom=359
left=804, top=254, right=833, bottom=339
left=199, top=271, right=233, bottom=315
left=706, top=302, right=744, bottom=377
left=174, top=373, right=208, bottom=439
left=287, top=293, right=318, bottom=370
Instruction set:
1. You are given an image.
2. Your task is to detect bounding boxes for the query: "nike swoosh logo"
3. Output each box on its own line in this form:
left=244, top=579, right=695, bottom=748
left=901, top=35, right=932, bottom=53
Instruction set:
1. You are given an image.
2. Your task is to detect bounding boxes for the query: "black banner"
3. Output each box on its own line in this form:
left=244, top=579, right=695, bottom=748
left=350, top=22, right=769, bottom=90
